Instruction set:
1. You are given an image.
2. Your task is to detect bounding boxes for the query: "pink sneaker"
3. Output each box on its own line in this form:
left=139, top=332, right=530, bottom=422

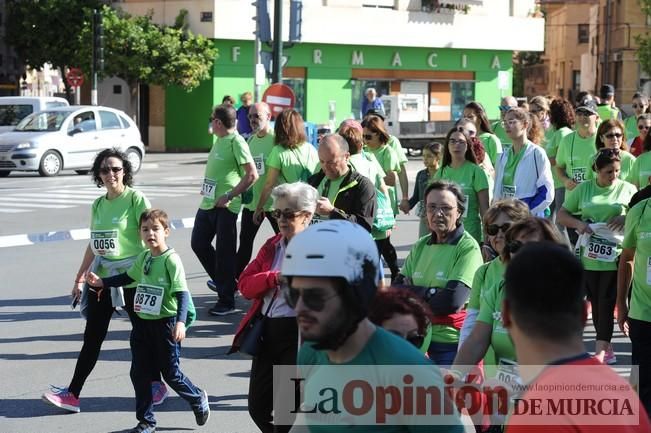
left=604, top=347, right=617, bottom=365
left=42, top=386, right=80, bottom=413
left=152, top=381, right=169, bottom=406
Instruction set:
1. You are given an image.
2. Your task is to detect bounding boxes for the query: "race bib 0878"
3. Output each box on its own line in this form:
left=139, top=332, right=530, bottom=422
left=134, top=284, right=164, bottom=316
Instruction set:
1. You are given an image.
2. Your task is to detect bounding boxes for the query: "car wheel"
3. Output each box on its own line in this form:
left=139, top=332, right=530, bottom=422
left=126, top=148, right=142, bottom=173
left=0, top=170, right=10, bottom=177
left=38, top=150, right=62, bottom=177
left=75, top=170, right=90, bottom=175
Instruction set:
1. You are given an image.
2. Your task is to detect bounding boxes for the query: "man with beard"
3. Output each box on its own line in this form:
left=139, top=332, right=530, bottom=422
left=279, top=220, right=464, bottom=432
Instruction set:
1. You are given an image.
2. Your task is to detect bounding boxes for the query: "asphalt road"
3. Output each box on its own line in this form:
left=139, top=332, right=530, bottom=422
left=0, top=153, right=633, bottom=433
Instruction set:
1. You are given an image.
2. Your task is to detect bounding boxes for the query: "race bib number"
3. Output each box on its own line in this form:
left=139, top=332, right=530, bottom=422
left=571, top=167, right=587, bottom=184
left=502, top=185, right=516, bottom=198
left=496, top=358, right=522, bottom=386
left=91, top=230, right=119, bottom=257
left=253, top=154, right=265, bottom=176
left=200, top=178, right=217, bottom=199
left=310, top=214, right=326, bottom=225
left=584, top=235, right=617, bottom=262
left=134, top=284, right=164, bottom=316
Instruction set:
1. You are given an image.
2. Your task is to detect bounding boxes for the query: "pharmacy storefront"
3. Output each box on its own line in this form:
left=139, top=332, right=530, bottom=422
left=165, top=40, right=512, bottom=151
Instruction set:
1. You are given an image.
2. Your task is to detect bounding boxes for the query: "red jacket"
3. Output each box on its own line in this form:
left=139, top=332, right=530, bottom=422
left=228, top=233, right=283, bottom=354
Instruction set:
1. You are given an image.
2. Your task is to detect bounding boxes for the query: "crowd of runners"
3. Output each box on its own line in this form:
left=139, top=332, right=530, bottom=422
left=38, top=86, right=651, bottom=432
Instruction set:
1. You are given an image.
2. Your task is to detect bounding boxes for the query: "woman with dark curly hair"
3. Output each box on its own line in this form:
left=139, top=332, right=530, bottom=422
left=369, top=288, right=433, bottom=354
left=546, top=98, right=575, bottom=227
left=42, top=148, right=163, bottom=413
left=464, top=101, right=503, bottom=166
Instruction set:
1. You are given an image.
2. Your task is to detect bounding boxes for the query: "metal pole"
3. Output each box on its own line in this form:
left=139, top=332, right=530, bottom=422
left=254, top=23, right=262, bottom=102
left=91, top=9, right=98, bottom=105
left=603, top=0, right=611, bottom=85
left=272, top=0, right=282, bottom=84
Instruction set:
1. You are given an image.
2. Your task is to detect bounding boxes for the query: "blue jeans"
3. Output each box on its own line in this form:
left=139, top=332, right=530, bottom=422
left=130, top=316, right=203, bottom=426
left=191, top=207, right=238, bottom=306
left=427, top=341, right=458, bottom=367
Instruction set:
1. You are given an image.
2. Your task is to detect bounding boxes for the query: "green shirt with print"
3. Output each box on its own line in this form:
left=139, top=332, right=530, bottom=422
left=199, top=133, right=254, bottom=213
left=624, top=115, right=639, bottom=143
left=556, top=131, right=597, bottom=185
left=367, top=144, right=401, bottom=216
left=468, top=258, right=505, bottom=311
left=545, top=126, right=573, bottom=189
left=401, top=231, right=483, bottom=343
left=90, top=187, right=150, bottom=279
left=479, top=132, right=503, bottom=166
left=127, top=248, right=195, bottom=323
left=477, top=280, right=516, bottom=364
left=492, top=121, right=511, bottom=149
left=266, top=142, right=319, bottom=184
left=244, top=131, right=276, bottom=212
left=500, top=142, right=528, bottom=199
left=434, top=162, right=489, bottom=242
left=617, top=150, right=636, bottom=182
left=627, top=151, right=651, bottom=188
left=563, top=179, right=637, bottom=271
left=622, top=199, right=651, bottom=322
left=388, top=135, right=408, bottom=165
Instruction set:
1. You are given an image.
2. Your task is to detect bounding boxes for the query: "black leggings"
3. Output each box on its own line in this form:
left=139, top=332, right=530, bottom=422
left=236, top=208, right=279, bottom=279
left=584, top=270, right=617, bottom=342
left=68, top=286, right=161, bottom=398
left=375, top=237, right=399, bottom=282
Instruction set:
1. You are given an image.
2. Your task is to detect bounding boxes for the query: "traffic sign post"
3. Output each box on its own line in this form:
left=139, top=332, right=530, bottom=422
left=65, top=68, right=84, bottom=105
left=262, top=83, right=296, bottom=118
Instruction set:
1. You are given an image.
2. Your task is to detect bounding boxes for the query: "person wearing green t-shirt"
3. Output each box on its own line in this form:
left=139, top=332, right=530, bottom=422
left=556, top=101, right=599, bottom=191
left=594, top=118, right=637, bottom=181
left=492, top=96, right=518, bottom=149
left=618, top=198, right=651, bottom=415
left=235, top=102, right=280, bottom=280
left=253, top=109, right=319, bottom=225
left=597, top=84, right=622, bottom=121
left=192, top=104, right=258, bottom=316
left=41, top=148, right=163, bottom=414
left=86, top=209, right=208, bottom=432
left=627, top=147, right=651, bottom=189
left=464, top=101, right=503, bottom=165
left=434, top=129, right=489, bottom=242
left=624, top=93, right=648, bottom=146
left=558, top=149, right=637, bottom=365
left=395, top=181, right=483, bottom=366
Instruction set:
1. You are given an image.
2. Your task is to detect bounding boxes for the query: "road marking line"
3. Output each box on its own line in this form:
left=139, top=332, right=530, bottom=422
left=0, top=208, right=31, bottom=213
left=0, top=202, right=72, bottom=208
left=0, top=197, right=93, bottom=205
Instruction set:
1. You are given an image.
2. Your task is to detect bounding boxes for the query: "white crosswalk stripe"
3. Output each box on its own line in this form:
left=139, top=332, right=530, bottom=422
left=0, top=182, right=201, bottom=214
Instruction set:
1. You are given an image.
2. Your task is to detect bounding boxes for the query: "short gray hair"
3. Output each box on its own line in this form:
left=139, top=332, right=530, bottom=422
left=271, top=182, right=318, bottom=215
left=320, top=133, right=349, bottom=153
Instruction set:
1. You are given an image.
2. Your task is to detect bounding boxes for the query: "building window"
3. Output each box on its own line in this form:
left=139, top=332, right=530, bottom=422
left=362, top=1, right=395, bottom=9
left=281, top=78, right=306, bottom=118
left=578, top=24, right=589, bottom=44
left=113, top=85, right=122, bottom=94
left=572, top=70, right=581, bottom=92
left=200, top=12, right=213, bottom=22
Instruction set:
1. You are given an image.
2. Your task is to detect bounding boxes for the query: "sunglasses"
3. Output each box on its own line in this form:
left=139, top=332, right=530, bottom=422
left=99, top=167, right=123, bottom=175
left=506, top=240, right=523, bottom=255
left=271, top=209, right=304, bottom=220
left=283, top=285, right=338, bottom=312
left=456, top=126, right=477, bottom=137
left=639, top=125, right=650, bottom=130
left=598, top=148, right=620, bottom=157
left=498, top=105, right=513, bottom=112
left=486, top=222, right=512, bottom=236
left=389, top=330, right=425, bottom=349
left=604, top=133, right=623, bottom=139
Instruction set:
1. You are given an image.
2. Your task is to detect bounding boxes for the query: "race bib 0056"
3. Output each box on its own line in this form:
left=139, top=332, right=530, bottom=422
left=91, top=230, right=119, bottom=257
left=200, top=178, right=217, bottom=199
left=134, top=284, right=164, bottom=316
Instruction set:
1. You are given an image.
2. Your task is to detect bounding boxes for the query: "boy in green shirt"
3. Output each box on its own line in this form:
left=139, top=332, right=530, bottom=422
left=88, top=209, right=208, bottom=433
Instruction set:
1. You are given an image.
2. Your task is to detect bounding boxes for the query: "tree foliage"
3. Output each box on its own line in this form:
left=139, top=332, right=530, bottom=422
left=637, top=0, right=651, bottom=76
left=5, top=1, right=218, bottom=97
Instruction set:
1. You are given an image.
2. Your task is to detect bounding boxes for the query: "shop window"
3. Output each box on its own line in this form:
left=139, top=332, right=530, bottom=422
left=451, top=82, right=474, bottom=121
left=572, top=70, right=581, bottom=93
left=578, top=24, right=589, bottom=44
left=351, top=80, right=390, bottom=119
left=281, top=78, right=306, bottom=118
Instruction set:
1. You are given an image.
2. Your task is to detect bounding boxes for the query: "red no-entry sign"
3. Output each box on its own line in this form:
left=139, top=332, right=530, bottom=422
left=262, top=83, right=296, bottom=117
left=66, top=68, right=84, bottom=88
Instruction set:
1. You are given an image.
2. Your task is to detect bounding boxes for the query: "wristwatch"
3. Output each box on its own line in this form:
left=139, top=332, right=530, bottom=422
left=226, top=191, right=233, bottom=200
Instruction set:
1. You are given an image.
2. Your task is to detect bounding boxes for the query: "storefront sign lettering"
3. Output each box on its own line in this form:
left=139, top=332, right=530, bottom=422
left=427, top=53, right=438, bottom=68
left=392, top=52, right=402, bottom=67
left=491, top=55, right=501, bottom=69
left=352, top=51, right=364, bottom=66
left=313, top=49, right=322, bottom=64
left=232, top=46, right=241, bottom=62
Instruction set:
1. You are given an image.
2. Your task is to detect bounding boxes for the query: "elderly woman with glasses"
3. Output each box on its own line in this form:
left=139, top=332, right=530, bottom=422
left=558, top=149, right=637, bottom=364
left=394, top=180, right=483, bottom=365
left=433, top=128, right=490, bottom=242
left=42, top=148, right=166, bottom=413
left=230, top=181, right=318, bottom=433
left=595, top=119, right=636, bottom=181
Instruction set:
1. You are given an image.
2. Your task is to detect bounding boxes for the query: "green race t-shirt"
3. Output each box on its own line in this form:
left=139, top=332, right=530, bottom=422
left=545, top=126, right=573, bottom=189
left=266, top=142, right=319, bottom=184
left=627, top=151, right=651, bottom=188
left=199, top=133, right=254, bottom=213
left=127, top=248, right=190, bottom=321
left=401, top=231, right=483, bottom=343
left=556, top=131, right=597, bottom=185
left=624, top=115, right=639, bottom=143
left=617, top=150, right=636, bottom=182
left=492, top=121, right=511, bottom=149
left=622, top=199, right=651, bottom=322
left=477, top=280, right=516, bottom=364
left=244, top=131, right=276, bottom=212
left=387, top=135, right=408, bottom=165
left=468, top=258, right=505, bottom=310
left=500, top=143, right=527, bottom=198
left=349, top=152, right=386, bottom=190
left=90, top=187, right=150, bottom=267
left=367, top=145, right=401, bottom=215
left=563, top=179, right=637, bottom=271
left=478, top=132, right=503, bottom=166
left=434, top=162, right=489, bottom=242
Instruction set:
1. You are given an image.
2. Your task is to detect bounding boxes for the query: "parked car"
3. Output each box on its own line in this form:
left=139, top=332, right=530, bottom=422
left=0, top=96, right=69, bottom=134
left=0, top=105, right=145, bottom=177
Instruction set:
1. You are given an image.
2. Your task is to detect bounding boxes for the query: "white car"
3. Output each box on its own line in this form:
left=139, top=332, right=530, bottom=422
left=0, top=96, right=69, bottom=134
left=0, top=106, right=145, bottom=177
